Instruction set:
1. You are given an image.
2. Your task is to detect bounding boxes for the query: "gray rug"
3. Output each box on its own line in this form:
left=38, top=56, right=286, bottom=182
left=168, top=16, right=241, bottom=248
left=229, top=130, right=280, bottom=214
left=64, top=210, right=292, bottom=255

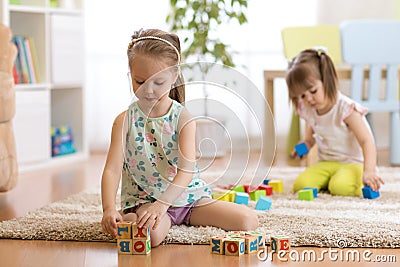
left=0, top=167, right=399, bottom=248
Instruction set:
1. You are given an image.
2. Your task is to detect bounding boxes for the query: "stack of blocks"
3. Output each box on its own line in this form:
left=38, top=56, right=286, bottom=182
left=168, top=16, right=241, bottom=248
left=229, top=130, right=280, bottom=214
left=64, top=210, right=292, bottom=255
left=116, top=221, right=151, bottom=255
left=210, top=231, right=266, bottom=256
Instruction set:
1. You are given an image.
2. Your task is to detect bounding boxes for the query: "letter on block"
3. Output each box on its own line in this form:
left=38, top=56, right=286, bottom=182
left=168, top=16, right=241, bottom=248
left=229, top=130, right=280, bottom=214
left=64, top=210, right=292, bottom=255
left=268, top=180, right=283, bottom=193
left=362, top=186, right=380, bottom=199
left=235, top=192, right=249, bottom=205
left=132, top=238, right=151, bottom=255
left=247, top=231, right=266, bottom=248
left=132, top=222, right=150, bottom=238
left=295, top=142, right=309, bottom=157
left=116, top=221, right=132, bottom=239
left=244, top=235, right=258, bottom=254
left=224, top=238, right=245, bottom=256
left=270, top=235, right=290, bottom=253
left=210, top=236, right=226, bottom=254
left=298, top=189, right=314, bottom=201
left=255, top=196, right=272, bottom=211
left=117, top=239, right=133, bottom=255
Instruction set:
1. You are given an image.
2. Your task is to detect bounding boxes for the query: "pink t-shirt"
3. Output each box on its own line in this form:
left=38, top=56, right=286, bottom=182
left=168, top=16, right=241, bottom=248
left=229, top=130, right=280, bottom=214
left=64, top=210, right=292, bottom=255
left=298, top=92, right=371, bottom=165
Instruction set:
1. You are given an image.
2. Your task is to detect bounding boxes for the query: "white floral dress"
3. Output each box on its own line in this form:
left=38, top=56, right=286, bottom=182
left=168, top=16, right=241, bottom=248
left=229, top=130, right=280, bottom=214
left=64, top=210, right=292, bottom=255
left=121, top=100, right=211, bottom=211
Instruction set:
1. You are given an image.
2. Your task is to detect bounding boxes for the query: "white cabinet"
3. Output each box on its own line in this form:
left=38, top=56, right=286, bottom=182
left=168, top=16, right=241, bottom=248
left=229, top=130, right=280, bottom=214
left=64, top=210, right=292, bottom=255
left=1, top=0, right=87, bottom=171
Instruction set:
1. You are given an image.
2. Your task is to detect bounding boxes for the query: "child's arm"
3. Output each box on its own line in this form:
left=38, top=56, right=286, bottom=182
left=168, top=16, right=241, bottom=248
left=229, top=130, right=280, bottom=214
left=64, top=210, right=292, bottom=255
left=345, top=111, right=384, bottom=191
left=292, top=123, right=315, bottom=159
left=136, top=109, right=197, bottom=230
left=101, top=111, right=126, bottom=237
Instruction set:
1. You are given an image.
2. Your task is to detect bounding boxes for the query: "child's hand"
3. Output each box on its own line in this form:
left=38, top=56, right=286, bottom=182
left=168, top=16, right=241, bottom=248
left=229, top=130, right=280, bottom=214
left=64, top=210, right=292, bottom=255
left=363, top=172, right=384, bottom=192
left=136, top=201, right=169, bottom=230
left=101, top=209, right=122, bottom=237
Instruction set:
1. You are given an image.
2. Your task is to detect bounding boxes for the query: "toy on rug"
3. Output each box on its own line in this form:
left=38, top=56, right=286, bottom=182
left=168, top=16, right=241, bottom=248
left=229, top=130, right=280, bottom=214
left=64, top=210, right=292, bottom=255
left=116, top=221, right=151, bottom=255
left=362, top=186, right=380, bottom=199
left=0, top=23, right=18, bottom=192
left=210, top=231, right=265, bottom=256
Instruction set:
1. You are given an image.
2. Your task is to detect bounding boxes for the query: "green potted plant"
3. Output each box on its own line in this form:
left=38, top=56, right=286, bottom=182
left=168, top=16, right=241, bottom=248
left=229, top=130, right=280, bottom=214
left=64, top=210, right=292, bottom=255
left=166, top=0, right=248, bottom=157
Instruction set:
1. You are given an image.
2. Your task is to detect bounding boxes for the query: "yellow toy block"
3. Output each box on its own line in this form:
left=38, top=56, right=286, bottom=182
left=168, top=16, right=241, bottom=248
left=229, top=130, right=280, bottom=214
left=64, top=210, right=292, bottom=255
left=210, top=235, right=227, bottom=254
left=246, top=231, right=266, bottom=248
left=270, top=235, right=290, bottom=252
left=132, top=238, right=151, bottom=255
left=224, top=238, right=245, bottom=256
left=243, top=235, right=258, bottom=254
left=117, top=239, right=133, bottom=254
left=212, top=192, right=231, bottom=202
left=116, top=221, right=132, bottom=239
left=268, top=180, right=283, bottom=193
left=132, top=222, right=150, bottom=239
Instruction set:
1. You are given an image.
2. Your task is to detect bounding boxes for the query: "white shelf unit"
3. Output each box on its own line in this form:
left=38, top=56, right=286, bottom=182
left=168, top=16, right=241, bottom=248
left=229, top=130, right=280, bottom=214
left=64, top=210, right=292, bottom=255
left=1, top=0, right=88, bottom=172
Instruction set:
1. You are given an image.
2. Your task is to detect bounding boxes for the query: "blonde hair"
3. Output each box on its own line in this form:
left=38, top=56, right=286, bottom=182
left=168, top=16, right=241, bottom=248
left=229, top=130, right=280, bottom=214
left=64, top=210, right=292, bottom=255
left=127, top=29, right=185, bottom=103
left=286, top=49, right=338, bottom=110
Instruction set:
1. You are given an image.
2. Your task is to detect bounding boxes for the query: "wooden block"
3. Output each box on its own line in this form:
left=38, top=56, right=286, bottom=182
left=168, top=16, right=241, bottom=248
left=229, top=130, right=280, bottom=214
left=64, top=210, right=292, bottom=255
left=132, top=222, right=150, bottom=239
left=210, top=235, right=226, bottom=254
left=224, top=238, right=245, bottom=256
left=132, top=238, right=151, bottom=254
left=362, top=186, right=380, bottom=199
left=270, top=235, right=290, bottom=252
left=250, top=189, right=266, bottom=201
left=234, top=192, right=249, bottom=205
left=255, top=196, right=272, bottom=210
left=117, top=239, right=133, bottom=254
left=258, top=185, right=273, bottom=196
left=268, top=180, right=283, bottom=193
left=243, top=235, right=258, bottom=254
left=298, top=189, right=314, bottom=201
left=116, top=221, right=132, bottom=239
left=246, top=231, right=266, bottom=248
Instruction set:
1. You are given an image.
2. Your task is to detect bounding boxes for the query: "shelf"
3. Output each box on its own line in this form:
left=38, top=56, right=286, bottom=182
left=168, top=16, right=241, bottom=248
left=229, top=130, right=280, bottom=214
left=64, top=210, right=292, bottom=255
left=15, top=83, right=50, bottom=91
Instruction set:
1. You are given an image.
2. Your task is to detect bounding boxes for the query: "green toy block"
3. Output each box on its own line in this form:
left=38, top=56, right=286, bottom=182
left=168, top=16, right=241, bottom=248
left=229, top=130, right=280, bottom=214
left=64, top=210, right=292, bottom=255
left=232, top=185, right=245, bottom=192
left=298, top=189, right=314, bottom=201
left=250, top=189, right=266, bottom=201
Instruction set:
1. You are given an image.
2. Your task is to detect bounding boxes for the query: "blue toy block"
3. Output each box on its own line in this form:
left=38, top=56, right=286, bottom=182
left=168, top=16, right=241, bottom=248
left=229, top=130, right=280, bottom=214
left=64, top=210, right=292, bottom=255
left=255, top=196, right=272, bottom=211
left=235, top=192, right=249, bottom=205
left=303, top=187, right=318, bottom=198
left=263, top=179, right=269, bottom=185
left=362, top=186, right=380, bottom=199
left=295, top=142, right=309, bottom=157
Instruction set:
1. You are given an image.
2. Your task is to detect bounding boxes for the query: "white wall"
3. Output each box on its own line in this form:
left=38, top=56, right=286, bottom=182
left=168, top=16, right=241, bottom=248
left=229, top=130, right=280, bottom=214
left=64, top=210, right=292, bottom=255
left=84, top=0, right=398, bottom=152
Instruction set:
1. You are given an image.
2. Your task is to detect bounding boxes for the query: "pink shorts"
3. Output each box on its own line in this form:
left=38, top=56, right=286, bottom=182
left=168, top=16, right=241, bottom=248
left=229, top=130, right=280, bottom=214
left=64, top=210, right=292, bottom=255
left=123, top=199, right=201, bottom=226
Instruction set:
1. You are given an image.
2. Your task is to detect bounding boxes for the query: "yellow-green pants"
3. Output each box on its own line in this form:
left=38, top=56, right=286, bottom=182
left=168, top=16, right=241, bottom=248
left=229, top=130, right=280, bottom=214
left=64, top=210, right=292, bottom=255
left=292, top=161, right=363, bottom=196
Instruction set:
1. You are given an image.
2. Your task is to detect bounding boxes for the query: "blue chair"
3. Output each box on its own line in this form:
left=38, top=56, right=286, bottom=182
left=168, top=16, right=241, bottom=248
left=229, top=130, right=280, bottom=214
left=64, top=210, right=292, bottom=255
left=340, top=20, right=400, bottom=165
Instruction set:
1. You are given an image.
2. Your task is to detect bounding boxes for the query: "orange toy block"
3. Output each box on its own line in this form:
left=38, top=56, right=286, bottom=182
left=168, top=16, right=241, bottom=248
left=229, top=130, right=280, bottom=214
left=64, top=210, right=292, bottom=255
left=132, top=222, right=150, bottom=239
left=210, top=235, right=227, bottom=254
left=132, top=238, right=151, bottom=255
left=117, top=239, right=133, bottom=254
left=116, top=221, right=132, bottom=239
left=270, top=235, right=290, bottom=253
left=224, top=238, right=245, bottom=256
left=243, top=235, right=258, bottom=254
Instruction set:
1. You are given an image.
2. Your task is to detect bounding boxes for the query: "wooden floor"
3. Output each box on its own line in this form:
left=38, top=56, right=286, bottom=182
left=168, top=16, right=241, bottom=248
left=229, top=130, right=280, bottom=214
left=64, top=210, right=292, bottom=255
left=0, top=150, right=398, bottom=267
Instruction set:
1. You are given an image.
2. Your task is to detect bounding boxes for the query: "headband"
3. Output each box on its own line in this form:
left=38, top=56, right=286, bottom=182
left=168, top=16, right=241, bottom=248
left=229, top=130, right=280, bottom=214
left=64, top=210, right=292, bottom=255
left=128, top=36, right=181, bottom=64
left=313, top=46, right=328, bottom=57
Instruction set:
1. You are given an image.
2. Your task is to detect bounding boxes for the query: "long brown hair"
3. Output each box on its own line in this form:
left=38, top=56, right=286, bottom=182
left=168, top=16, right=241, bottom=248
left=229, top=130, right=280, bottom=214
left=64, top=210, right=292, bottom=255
left=286, top=49, right=338, bottom=109
left=127, top=28, right=185, bottom=103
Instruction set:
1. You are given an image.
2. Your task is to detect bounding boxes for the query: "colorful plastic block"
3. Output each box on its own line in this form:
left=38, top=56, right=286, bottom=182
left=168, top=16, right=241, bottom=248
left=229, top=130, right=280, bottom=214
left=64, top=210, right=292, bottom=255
left=243, top=235, right=258, bottom=254
left=268, top=180, right=283, bottom=193
left=116, top=221, right=132, bottom=239
left=298, top=189, right=314, bottom=201
left=262, top=179, right=270, bottom=185
left=235, top=192, right=249, bottom=205
left=303, top=187, right=318, bottom=198
left=255, top=196, right=272, bottom=211
left=270, top=235, right=290, bottom=252
left=295, top=142, right=309, bottom=157
left=250, top=189, right=266, bottom=201
left=362, top=186, right=380, bottom=199
left=258, top=184, right=273, bottom=196
left=232, top=185, right=245, bottom=192
left=212, top=192, right=231, bottom=202
left=210, top=236, right=227, bottom=254
left=117, top=239, right=133, bottom=254
left=132, top=238, right=151, bottom=255
left=224, top=238, right=245, bottom=256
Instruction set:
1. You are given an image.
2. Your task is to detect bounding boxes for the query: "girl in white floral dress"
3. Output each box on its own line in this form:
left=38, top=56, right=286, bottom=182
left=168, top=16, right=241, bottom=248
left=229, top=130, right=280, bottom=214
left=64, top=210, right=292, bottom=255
left=101, top=28, right=258, bottom=247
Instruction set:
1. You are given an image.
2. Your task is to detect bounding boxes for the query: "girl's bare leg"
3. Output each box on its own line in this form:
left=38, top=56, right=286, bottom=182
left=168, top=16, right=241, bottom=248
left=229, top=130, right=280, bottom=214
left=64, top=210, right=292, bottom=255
left=189, top=198, right=259, bottom=230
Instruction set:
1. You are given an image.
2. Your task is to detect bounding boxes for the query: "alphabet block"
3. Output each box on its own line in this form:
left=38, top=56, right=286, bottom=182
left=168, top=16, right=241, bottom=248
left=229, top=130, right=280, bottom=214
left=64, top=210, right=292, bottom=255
left=268, top=180, right=283, bottom=193
left=246, top=231, right=266, bottom=248
left=255, top=196, right=272, bottom=211
left=132, top=222, right=150, bottom=238
left=116, top=221, right=132, bottom=239
left=132, top=238, right=151, bottom=255
left=210, top=236, right=226, bottom=254
left=243, top=235, right=258, bottom=254
left=362, top=186, right=380, bottom=199
left=298, top=189, right=314, bottom=201
left=270, top=235, right=290, bottom=253
left=117, top=239, right=133, bottom=254
left=224, top=238, right=245, bottom=256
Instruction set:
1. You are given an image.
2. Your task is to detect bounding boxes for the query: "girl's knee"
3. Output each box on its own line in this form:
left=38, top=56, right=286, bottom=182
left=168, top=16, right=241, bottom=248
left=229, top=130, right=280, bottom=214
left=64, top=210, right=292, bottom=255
left=235, top=209, right=259, bottom=230
left=328, top=182, right=361, bottom=196
left=150, top=233, right=164, bottom=247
